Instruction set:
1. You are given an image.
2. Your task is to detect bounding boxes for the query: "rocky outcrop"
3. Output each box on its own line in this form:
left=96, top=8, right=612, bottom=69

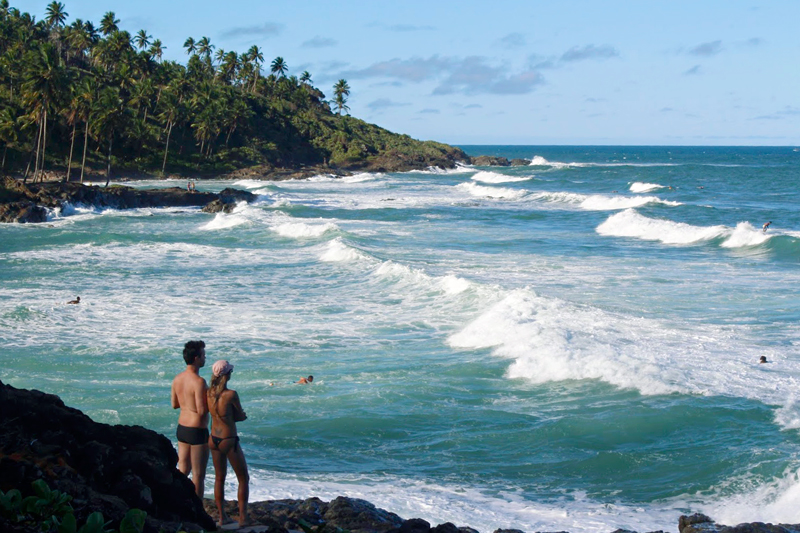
left=510, top=159, right=530, bottom=166
left=678, top=513, right=800, bottom=533
left=469, top=156, right=510, bottom=167
left=0, top=179, right=257, bottom=223
left=0, top=201, right=47, bottom=223
left=0, top=380, right=215, bottom=533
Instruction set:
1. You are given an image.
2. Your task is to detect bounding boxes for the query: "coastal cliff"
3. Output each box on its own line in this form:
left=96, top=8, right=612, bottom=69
left=1, top=381, right=797, bottom=533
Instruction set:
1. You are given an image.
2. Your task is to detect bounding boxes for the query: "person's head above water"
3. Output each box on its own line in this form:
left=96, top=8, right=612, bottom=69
left=759, top=356, right=768, bottom=364
left=212, top=359, right=234, bottom=378
left=183, top=340, right=206, bottom=365
left=67, top=296, right=80, bottom=304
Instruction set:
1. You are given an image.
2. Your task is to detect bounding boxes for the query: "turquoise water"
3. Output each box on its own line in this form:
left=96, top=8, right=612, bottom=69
left=2, top=146, right=800, bottom=532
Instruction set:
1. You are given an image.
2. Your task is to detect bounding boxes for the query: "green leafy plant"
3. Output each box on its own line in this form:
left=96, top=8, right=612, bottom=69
left=0, top=481, right=146, bottom=533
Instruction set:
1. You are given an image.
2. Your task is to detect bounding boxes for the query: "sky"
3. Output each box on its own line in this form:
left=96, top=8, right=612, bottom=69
left=13, top=0, right=800, bottom=145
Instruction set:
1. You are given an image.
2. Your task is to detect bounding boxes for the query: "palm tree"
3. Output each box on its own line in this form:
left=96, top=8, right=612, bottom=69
left=270, top=56, right=287, bottom=78
left=157, top=86, right=180, bottom=175
left=183, top=36, right=196, bottom=55
left=44, top=1, right=68, bottom=29
left=99, top=11, right=118, bottom=36
left=134, top=29, right=150, bottom=50
left=148, top=39, right=165, bottom=61
left=246, top=45, right=264, bottom=91
left=300, top=71, right=312, bottom=85
left=0, top=107, right=20, bottom=171
left=196, top=36, right=213, bottom=60
left=91, top=85, right=124, bottom=184
left=73, top=76, right=96, bottom=183
left=21, top=41, right=67, bottom=182
left=333, top=79, right=350, bottom=115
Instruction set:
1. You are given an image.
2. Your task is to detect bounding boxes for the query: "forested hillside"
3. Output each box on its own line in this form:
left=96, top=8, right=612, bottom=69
left=0, top=1, right=466, bottom=181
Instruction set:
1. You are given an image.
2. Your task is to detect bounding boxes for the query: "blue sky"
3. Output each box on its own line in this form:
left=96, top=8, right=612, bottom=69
left=14, top=0, right=800, bottom=145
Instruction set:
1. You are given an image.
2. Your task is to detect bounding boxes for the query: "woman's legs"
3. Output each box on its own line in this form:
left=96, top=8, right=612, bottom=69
left=227, top=442, right=250, bottom=526
left=210, top=448, right=231, bottom=525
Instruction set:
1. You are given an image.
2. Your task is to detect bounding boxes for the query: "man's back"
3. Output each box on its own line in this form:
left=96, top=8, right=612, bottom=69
left=172, top=370, right=208, bottom=427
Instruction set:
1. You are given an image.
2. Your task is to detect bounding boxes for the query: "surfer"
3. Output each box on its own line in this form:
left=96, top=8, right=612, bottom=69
left=297, top=375, right=314, bottom=384
left=67, top=296, right=80, bottom=304
left=759, top=356, right=768, bottom=364
left=762, top=221, right=771, bottom=233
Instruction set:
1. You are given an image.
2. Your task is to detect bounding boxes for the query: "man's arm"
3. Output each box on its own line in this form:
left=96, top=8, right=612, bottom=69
left=170, top=379, right=180, bottom=409
left=194, top=379, right=209, bottom=416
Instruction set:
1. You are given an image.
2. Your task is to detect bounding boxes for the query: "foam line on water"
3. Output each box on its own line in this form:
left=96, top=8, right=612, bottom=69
left=630, top=182, right=665, bottom=193
left=597, top=209, right=729, bottom=244
left=529, top=192, right=679, bottom=211
left=456, top=182, right=527, bottom=200
left=238, top=469, right=800, bottom=533
left=471, top=171, right=531, bottom=184
left=720, top=222, right=771, bottom=248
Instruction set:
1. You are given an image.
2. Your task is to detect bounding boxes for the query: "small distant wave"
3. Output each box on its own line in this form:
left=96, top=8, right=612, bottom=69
left=470, top=171, right=531, bottom=184
left=529, top=155, right=570, bottom=169
left=407, top=163, right=474, bottom=175
left=597, top=209, right=728, bottom=244
left=580, top=195, right=681, bottom=211
left=456, top=182, right=527, bottom=200
left=630, top=182, right=665, bottom=193
left=319, top=238, right=369, bottom=263
left=373, top=261, right=472, bottom=296
left=270, top=221, right=338, bottom=239
left=720, top=222, right=771, bottom=248
left=529, top=191, right=679, bottom=211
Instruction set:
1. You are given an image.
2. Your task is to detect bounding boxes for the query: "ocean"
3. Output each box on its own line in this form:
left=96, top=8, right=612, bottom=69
left=2, top=146, right=799, bottom=532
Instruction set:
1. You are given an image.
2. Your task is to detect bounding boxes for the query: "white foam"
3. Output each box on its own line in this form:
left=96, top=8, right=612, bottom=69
left=580, top=195, right=681, bottom=210
left=271, top=221, right=338, bottom=239
left=320, top=238, right=369, bottom=263
left=721, top=222, right=771, bottom=248
left=597, top=209, right=729, bottom=244
left=200, top=211, right=249, bottom=230
left=240, top=470, right=688, bottom=533
left=530, top=155, right=570, bottom=169
left=456, top=182, right=527, bottom=200
left=529, top=191, right=587, bottom=206
left=342, top=173, right=382, bottom=183
left=630, top=182, right=665, bottom=193
left=471, top=171, right=531, bottom=184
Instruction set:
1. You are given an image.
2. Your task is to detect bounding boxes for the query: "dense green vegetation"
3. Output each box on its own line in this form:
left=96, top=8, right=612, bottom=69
left=0, top=1, right=465, bottom=182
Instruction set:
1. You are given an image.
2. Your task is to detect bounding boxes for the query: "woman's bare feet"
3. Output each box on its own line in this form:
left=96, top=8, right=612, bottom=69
left=217, top=514, right=235, bottom=528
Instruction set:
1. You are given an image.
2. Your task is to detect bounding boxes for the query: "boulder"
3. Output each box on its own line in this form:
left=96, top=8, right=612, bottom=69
left=510, top=159, right=530, bottom=166
left=0, top=380, right=215, bottom=533
left=0, top=201, right=48, bottom=223
left=470, top=156, right=510, bottom=166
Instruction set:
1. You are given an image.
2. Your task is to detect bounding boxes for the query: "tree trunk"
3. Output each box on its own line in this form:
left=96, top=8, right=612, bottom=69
left=33, top=112, right=43, bottom=183
left=161, top=121, right=173, bottom=175
left=1, top=145, right=7, bottom=171
left=65, top=121, right=76, bottom=182
left=39, top=109, right=48, bottom=182
left=80, top=119, right=89, bottom=184
left=105, top=134, right=113, bottom=187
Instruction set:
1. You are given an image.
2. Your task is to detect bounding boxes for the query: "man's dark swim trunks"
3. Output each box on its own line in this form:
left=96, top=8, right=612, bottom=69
left=176, top=424, right=209, bottom=445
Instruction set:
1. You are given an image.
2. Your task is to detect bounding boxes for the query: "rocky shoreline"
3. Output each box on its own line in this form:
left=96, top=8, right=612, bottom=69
left=0, top=177, right=257, bottom=223
left=0, top=380, right=796, bottom=533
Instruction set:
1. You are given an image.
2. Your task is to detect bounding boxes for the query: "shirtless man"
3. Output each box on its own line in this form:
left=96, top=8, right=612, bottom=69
left=297, top=375, right=313, bottom=384
left=171, top=340, right=209, bottom=499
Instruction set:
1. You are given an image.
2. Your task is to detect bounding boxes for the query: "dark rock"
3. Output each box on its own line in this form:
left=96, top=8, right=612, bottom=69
left=493, top=529, right=526, bottom=533
left=680, top=514, right=714, bottom=533
left=202, top=199, right=235, bottom=214
left=678, top=515, right=800, bottom=533
left=510, top=159, right=530, bottom=166
left=0, top=380, right=214, bottom=533
left=0, top=179, right=257, bottom=223
left=396, top=518, right=432, bottom=533
left=470, top=156, right=510, bottom=166
left=432, top=523, right=461, bottom=533
left=323, top=497, right=405, bottom=533
left=0, top=201, right=48, bottom=223
left=458, top=527, right=480, bottom=533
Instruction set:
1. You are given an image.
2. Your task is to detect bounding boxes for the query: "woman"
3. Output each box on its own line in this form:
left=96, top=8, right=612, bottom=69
left=207, top=359, right=250, bottom=528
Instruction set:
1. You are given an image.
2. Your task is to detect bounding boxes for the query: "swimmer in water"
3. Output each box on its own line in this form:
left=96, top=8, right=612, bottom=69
left=759, top=356, right=768, bottom=364
left=67, top=296, right=80, bottom=304
left=762, top=221, right=771, bottom=233
left=297, top=375, right=313, bottom=384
